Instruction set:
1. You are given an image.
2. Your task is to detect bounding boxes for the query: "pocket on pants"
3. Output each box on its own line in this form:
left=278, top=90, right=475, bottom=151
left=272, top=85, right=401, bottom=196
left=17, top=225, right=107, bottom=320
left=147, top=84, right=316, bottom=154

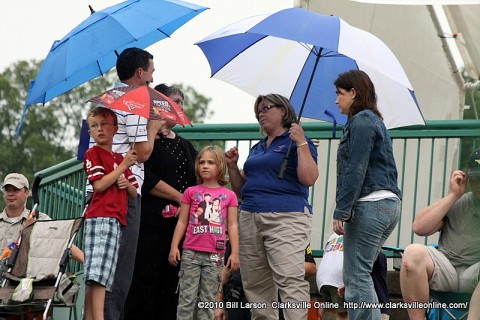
left=176, top=270, right=184, bottom=294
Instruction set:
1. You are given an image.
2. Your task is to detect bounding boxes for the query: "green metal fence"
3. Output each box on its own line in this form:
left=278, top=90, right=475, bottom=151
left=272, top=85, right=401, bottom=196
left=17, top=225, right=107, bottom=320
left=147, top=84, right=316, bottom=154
left=34, top=120, right=480, bottom=259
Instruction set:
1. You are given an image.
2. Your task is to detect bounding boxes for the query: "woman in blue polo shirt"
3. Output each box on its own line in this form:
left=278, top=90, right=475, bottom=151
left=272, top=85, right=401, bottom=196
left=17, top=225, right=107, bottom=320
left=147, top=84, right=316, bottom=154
left=226, top=93, right=318, bottom=320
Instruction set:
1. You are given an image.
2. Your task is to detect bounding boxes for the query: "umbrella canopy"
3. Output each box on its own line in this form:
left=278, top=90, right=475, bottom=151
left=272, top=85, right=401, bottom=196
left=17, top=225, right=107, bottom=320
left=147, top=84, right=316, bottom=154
left=196, top=8, right=425, bottom=129
left=87, top=85, right=192, bottom=126
left=25, top=0, right=207, bottom=107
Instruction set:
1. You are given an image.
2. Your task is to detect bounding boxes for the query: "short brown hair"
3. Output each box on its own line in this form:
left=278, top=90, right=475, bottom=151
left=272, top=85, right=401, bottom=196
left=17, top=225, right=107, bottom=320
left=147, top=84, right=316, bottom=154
left=254, top=94, right=297, bottom=131
left=87, top=107, right=118, bottom=127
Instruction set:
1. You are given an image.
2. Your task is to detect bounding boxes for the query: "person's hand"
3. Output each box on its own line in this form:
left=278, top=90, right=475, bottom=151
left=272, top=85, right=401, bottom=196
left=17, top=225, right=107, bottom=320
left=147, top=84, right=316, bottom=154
left=333, top=219, right=345, bottom=235
left=226, top=254, right=240, bottom=273
left=214, top=306, right=226, bottom=320
left=168, top=248, right=181, bottom=266
left=160, top=120, right=176, bottom=137
left=225, top=147, right=239, bottom=167
left=122, top=150, right=137, bottom=167
left=148, top=119, right=166, bottom=133
left=289, top=122, right=306, bottom=144
left=116, top=175, right=128, bottom=190
left=337, top=286, right=345, bottom=298
left=450, top=170, right=467, bottom=197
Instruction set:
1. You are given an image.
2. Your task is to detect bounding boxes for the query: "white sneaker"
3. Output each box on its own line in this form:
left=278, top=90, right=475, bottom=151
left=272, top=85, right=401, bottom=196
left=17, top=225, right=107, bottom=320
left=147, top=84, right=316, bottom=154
left=381, top=313, right=390, bottom=320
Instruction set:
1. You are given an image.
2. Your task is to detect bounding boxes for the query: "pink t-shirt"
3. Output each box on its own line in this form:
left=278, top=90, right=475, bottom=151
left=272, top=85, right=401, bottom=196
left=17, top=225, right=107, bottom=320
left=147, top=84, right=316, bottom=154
left=181, top=185, right=238, bottom=254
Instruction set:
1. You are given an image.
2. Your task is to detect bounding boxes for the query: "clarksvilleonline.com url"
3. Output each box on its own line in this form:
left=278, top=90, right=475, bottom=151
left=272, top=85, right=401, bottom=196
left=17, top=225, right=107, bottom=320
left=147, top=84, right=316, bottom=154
left=198, top=301, right=469, bottom=310
left=337, top=301, right=469, bottom=310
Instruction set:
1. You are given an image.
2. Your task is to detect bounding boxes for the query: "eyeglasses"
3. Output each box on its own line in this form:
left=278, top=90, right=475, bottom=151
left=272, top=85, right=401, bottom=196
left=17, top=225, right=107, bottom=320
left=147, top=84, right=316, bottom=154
left=173, top=98, right=184, bottom=106
left=89, top=122, right=115, bottom=131
left=258, top=104, right=277, bottom=114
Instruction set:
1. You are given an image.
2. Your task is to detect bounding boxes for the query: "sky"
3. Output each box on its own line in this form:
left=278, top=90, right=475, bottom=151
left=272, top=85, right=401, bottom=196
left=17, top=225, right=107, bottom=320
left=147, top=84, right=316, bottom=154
left=1, top=0, right=293, bottom=124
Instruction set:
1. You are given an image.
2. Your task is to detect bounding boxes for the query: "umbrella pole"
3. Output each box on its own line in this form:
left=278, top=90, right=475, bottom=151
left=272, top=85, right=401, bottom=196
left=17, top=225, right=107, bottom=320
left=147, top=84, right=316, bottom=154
left=130, top=117, right=140, bottom=151
left=278, top=50, right=321, bottom=178
left=278, top=142, right=292, bottom=179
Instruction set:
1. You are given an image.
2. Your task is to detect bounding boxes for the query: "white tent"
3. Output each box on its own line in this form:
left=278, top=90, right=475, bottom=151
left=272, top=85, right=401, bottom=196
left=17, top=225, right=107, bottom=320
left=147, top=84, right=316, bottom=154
left=296, top=0, right=480, bottom=248
left=297, top=0, right=480, bottom=120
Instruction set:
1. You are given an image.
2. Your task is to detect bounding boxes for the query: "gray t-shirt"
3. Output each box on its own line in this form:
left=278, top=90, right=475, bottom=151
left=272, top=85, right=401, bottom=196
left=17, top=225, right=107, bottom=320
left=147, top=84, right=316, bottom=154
left=438, top=192, right=480, bottom=267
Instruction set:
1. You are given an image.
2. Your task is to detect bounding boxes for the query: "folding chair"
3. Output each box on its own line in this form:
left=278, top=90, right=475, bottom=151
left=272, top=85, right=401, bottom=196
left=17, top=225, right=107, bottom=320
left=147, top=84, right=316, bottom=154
left=426, top=291, right=471, bottom=320
left=0, top=217, right=83, bottom=320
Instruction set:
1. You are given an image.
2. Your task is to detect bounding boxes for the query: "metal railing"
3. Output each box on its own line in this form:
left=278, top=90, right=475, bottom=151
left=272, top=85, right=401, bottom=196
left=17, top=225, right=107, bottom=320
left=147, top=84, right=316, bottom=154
left=34, top=120, right=480, bottom=257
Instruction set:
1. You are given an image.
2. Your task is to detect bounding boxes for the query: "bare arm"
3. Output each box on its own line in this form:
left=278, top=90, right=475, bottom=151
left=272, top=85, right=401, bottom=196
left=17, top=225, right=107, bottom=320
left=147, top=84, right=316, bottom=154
left=413, top=170, right=466, bottom=236
left=226, top=147, right=246, bottom=198
left=71, top=245, right=84, bottom=264
left=168, top=202, right=189, bottom=266
left=214, top=266, right=231, bottom=320
left=304, top=261, right=317, bottom=278
left=225, top=207, right=240, bottom=273
left=126, top=181, right=137, bottom=199
left=289, top=123, right=318, bottom=186
left=149, top=180, right=182, bottom=204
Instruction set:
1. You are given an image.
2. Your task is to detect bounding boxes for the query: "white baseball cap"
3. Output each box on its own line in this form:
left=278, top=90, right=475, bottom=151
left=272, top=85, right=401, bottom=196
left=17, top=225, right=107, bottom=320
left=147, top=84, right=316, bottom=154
left=2, top=173, right=29, bottom=190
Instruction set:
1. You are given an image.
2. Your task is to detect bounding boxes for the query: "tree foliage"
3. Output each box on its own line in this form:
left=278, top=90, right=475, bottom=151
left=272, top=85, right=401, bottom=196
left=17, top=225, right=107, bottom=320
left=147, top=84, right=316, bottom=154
left=175, top=83, right=213, bottom=122
left=0, top=60, right=213, bottom=209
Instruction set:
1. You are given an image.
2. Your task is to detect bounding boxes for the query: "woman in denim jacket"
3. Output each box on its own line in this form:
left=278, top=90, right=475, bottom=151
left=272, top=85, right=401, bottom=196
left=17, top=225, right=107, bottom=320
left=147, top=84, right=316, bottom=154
left=332, top=70, right=402, bottom=320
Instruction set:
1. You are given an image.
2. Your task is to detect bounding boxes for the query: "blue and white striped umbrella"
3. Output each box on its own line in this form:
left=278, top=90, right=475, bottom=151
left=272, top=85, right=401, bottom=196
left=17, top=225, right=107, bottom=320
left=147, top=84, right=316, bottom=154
left=196, top=8, right=425, bottom=129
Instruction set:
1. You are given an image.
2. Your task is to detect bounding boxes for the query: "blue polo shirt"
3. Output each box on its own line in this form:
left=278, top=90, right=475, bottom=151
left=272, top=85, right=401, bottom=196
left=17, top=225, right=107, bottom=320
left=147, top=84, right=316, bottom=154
left=240, top=131, right=317, bottom=214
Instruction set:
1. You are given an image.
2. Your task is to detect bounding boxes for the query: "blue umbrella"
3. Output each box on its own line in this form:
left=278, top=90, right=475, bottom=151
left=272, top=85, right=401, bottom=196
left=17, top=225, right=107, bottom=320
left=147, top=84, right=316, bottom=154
left=196, top=8, right=424, bottom=130
left=23, top=0, right=207, bottom=108
left=197, top=7, right=425, bottom=178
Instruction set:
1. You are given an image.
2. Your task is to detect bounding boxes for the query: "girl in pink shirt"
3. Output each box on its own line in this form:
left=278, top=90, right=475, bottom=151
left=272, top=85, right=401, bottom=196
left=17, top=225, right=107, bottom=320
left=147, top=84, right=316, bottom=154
left=169, top=145, right=239, bottom=320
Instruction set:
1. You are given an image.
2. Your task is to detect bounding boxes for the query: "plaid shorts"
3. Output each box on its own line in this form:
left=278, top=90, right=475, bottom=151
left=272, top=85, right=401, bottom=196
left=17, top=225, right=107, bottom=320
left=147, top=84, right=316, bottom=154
left=83, top=217, right=120, bottom=291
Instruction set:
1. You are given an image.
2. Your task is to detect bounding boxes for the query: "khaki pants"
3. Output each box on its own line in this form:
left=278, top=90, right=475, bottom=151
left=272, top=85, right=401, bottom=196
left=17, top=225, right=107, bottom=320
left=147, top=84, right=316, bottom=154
left=239, top=210, right=312, bottom=320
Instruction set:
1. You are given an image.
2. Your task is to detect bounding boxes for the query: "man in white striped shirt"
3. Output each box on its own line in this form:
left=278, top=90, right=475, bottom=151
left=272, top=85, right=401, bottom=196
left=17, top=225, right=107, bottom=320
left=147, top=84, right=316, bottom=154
left=86, top=47, right=163, bottom=320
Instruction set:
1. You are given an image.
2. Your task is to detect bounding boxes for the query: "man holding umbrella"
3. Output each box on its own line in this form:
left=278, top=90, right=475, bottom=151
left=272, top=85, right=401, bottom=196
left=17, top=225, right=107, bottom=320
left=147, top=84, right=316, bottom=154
left=86, top=47, right=163, bottom=320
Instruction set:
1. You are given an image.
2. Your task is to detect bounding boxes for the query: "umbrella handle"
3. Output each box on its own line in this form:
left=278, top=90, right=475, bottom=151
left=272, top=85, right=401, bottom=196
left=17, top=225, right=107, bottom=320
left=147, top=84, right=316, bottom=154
left=278, top=141, right=293, bottom=179
left=324, top=110, right=338, bottom=139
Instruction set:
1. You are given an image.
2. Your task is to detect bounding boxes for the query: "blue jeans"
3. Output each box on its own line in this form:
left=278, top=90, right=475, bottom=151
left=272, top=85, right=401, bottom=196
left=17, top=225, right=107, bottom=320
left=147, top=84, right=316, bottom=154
left=343, top=198, right=401, bottom=320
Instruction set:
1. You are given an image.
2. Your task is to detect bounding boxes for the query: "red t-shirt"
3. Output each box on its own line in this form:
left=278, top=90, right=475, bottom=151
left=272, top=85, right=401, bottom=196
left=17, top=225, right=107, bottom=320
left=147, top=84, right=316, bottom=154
left=84, top=145, right=138, bottom=226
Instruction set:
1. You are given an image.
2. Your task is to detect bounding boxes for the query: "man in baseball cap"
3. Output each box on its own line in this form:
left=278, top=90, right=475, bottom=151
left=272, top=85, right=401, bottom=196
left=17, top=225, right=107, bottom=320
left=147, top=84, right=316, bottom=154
left=1, top=173, right=34, bottom=252
left=400, top=148, right=480, bottom=319
left=0, top=173, right=84, bottom=264
left=467, top=148, right=480, bottom=178
left=2, top=173, right=29, bottom=190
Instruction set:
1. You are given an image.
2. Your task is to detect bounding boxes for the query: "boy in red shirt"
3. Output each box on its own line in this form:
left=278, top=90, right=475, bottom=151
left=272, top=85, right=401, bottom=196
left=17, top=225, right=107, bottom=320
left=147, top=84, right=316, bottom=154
left=83, top=107, right=138, bottom=320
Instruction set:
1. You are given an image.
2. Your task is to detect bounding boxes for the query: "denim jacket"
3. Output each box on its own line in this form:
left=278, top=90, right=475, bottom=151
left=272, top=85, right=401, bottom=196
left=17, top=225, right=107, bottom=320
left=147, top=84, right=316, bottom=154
left=334, top=109, right=401, bottom=221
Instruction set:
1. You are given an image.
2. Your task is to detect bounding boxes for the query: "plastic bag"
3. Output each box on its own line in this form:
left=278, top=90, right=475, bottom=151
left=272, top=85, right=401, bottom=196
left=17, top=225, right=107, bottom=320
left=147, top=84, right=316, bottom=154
left=56, top=273, right=80, bottom=306
left=12, top=278, right=33, bottom=302
left=162, top=204, right=179, bottom=218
